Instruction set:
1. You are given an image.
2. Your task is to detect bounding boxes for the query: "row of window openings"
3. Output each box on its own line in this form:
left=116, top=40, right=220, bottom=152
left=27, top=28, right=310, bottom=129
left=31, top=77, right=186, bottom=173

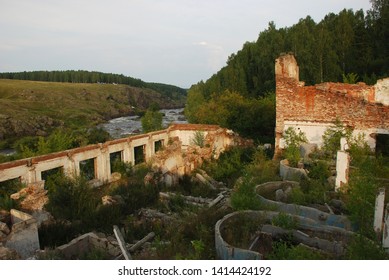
left=0, top=140, right=165, bottom=187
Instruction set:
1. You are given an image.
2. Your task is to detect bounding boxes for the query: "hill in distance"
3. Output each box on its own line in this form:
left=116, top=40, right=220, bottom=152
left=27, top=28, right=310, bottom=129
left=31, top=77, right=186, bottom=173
left=0, top=73, right=187, bottom=141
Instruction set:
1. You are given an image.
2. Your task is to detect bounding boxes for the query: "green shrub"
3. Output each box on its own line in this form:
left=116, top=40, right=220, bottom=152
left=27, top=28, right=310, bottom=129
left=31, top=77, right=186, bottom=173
left=45, top=173, right=98, bottom=221
left=268, top=241, right=327, bottom=260
left=141, top=109, right=163, bottom=133
left=0, top=195, right=18, bottom=210
left=307, top=160, right=331, bottom=181
left=190, top=131, right=205, bottom=148
left=345, top=234, right=388, bottom=260
left=111, top=181, right=159, bottom=214
left=38, top=220, right=79, bottom=249
left=271, top=213, right=298, bottom=230
left=246, top=149, right=280, bottom=184
left=283, top=127, right=307, bottom=167
left=322, top=119, right=352, bottom=158
left=346, top=172, right=378, bottom=236
left=231, top=177, right=262, bottom=210
left=204, top=146, right=255, bottom=187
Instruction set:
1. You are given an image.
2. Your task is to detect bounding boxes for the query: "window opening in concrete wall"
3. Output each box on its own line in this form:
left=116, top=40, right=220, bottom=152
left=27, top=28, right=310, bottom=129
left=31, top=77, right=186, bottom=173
left=134, top=145, right=145, bottom=165
left=41, top=166, right=63, bottom=184
left=154, top=140, right=164, bottom=153
left=80, top=158, right=96, bottom=180
left=110, top=151, right=123, bottom=174
left=0, top=177, right=22, bottom=197
left=376, top=134, right=389, bottom=157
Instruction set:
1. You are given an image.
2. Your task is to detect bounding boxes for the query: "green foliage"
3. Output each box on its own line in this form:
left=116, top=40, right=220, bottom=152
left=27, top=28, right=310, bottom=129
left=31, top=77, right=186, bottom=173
left=0, top=195, right=18, bottom=211
left=190, top=131, right=205, bottom=148
left=111, top=160, right=133, bottom=177
left=81, top=248, right=112, bottom=260
left=230, top=177, right=262, bottom=211
left=271, top=213, right=298, bottom=230
left=85, top=127, right=111, bottom=144
left=345, top=234, right=389, bottom=260
left=110, top=181, right=159, bottom=214
left=141, top=109, right=163, bottom=133
left=38, top=220, right=79, bottom=249
left=294, top=178, right=332, bottom=205
left=16, top=129, right=78, bottom=158
left=0, top=178, right=24, bottom=197
left=347, top=133, right=373, bottom=167
left=346, top=168, right=378, bottom=235
left=307, top=160, right=331, bottom=181
left=268, top=242, right=327, bottom=260
left=283, top=127, right=307, bottom=167
left=0, top=71, right=187, bottom=99
left=185, top=90, right=275, bottom=142
left=342, top=73, right=360, bottom=84
left=204, top=146, right=255, bottom=187
left=322, top=119, right=352, bottom=158
left=245, top=149, right=280, bottom=184
left=45, top=173, right=98, bottom=221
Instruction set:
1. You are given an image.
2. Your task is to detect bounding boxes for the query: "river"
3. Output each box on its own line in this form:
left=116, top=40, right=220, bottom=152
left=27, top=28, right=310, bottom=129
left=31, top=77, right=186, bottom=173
left=0, top=108, right=187, bottom=156
left=99, top=108, right=187, bottom=139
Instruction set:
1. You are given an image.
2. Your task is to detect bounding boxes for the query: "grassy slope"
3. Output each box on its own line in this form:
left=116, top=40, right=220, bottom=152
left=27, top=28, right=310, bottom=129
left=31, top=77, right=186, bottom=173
left=0, top=79, right=185, bottom=139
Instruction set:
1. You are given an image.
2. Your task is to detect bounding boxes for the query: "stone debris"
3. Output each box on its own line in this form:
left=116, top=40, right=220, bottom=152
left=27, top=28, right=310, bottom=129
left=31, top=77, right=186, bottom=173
left=10, top=182, right=48, bottom=212
left=102, top=195, right=124, bottom=206
left=0, top=245, right=20, bottom=260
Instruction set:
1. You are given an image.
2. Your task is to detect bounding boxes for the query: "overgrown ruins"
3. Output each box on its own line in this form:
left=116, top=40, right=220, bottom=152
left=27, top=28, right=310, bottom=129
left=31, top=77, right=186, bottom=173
left=275, top=53, right=389, bottom=153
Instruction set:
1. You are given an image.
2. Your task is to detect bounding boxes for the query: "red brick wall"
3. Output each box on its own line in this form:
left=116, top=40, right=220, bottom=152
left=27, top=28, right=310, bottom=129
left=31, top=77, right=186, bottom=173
left=275, top=54, right=389, bottom=151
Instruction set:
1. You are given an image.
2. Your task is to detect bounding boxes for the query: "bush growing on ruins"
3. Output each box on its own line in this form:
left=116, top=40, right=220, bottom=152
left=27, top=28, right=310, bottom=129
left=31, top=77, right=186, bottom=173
left=45, top=173, right=98, bottom=221
left=283, top=127, right=307, bottom=167
left=190, top=131, right=205, bottom=148
left=231, top=177, right=262, bottom=211
left=246, top=149, right=280, bottom=185
left=347, top=133, right=373, bottom=167
left=345, top=234, right=389, bottom=260
left=267, top=242, right=327, bottom=260
left=271, top=213, right=298, bottom=230
left=345, top=165, right=379, bottom=237
left=110, top=181, right=159, bottom=214
left=322, top=119, right=352, bottom=158
left=307, top=160, right=331, bottom=181
left=0, top=194, right=18, bottom=211
left=204, top=146, right=255, bottom=187
left=342, top=73, right=359, bottom=84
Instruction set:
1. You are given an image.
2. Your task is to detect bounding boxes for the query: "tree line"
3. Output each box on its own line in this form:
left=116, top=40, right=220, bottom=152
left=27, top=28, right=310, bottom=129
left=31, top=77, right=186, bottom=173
left=0, top=70, right=187, bottom=99
left=185, top=0, right=388, bottom=143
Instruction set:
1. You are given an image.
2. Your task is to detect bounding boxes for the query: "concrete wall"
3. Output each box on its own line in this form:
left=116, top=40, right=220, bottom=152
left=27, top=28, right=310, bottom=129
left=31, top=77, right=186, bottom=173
left=279, top=159, right=307, bottom=181
left=0, top=124, right=234, bottom=188
left=4, top=209, right=40, bottom=259
left=215, top=210, right=354, bottom=260
left=335, top=151, right=350, bottom=191
left=57, top=232, right=121, bottom=259
left=275, top=54, right=389, bottom=153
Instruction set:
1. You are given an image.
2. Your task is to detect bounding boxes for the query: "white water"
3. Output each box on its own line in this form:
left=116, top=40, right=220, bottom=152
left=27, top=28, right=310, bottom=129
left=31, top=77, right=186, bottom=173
left=99, top=108, right=187, bottom=139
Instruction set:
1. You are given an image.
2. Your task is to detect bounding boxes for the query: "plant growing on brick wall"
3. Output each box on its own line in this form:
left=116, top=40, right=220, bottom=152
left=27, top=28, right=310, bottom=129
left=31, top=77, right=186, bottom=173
left=283, top=127, right=307, bottom=167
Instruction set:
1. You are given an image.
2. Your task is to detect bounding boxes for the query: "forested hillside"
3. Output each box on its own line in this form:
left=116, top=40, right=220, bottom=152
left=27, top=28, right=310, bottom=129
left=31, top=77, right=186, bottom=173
left=0, top=70, right=187, bottom=101
left=186, top=0, right=388, bottom=143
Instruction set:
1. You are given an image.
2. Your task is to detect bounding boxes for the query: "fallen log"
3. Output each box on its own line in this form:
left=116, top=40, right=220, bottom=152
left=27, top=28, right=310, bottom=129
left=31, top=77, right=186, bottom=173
left=113, top=225, right=132, bottom=260
left=129, top=232, right=155, bottom=253
left=208, top=194, right=224, bottom=208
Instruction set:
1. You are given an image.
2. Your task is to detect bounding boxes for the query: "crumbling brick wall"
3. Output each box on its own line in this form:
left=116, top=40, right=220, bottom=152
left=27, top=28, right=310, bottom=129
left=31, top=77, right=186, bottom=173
left=275, top=54, right=389, bottom=152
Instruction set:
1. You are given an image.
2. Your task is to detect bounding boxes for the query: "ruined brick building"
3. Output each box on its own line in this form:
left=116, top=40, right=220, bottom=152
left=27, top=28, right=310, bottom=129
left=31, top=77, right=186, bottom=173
left=275, top=54, right=389, bottom=153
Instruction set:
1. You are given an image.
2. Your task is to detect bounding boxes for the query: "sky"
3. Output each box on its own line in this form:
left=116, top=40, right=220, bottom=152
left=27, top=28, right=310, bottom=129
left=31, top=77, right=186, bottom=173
left=0, top=0, right=372, bottom=88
